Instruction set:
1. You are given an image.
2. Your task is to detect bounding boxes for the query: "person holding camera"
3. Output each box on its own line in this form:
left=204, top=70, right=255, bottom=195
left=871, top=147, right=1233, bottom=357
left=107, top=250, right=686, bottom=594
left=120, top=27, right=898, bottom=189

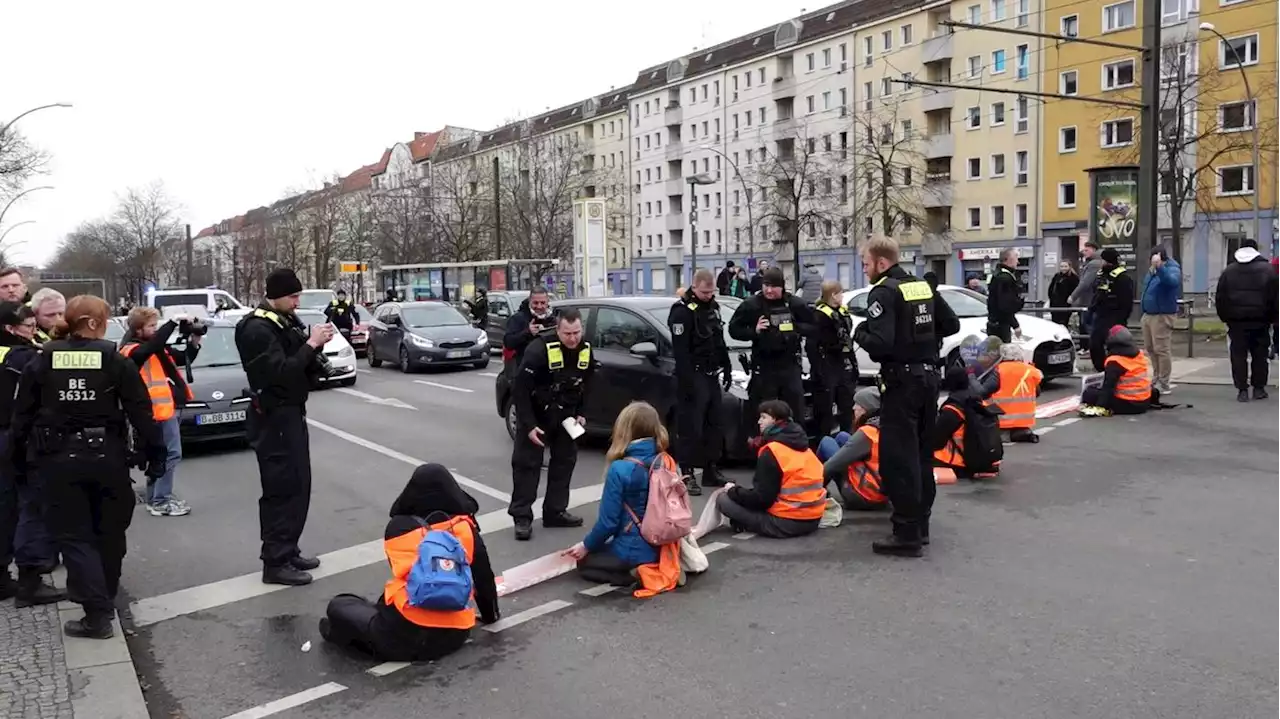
left=120, top=307, right=203, bottom=517
left=235, top=268, right=333, bottom=586
left=502, top=286, right=556, bottom=379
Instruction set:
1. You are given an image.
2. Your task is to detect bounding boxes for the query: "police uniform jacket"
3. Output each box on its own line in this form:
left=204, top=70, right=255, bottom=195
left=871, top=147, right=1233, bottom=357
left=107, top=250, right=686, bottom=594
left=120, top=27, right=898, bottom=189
left=986, top=264, right=1024, bottom=329
left=0, top=331, right=38, bottom=429
left=853, top=265, right=961, bottom=366
left=1090, top=264, right=1135, bottom=324
left=511, top=337, right=597, bottom=431
left=236, top=304, right=320, bottom=412
left=808, top=301, right=856, bottom=368
left=667, top=290, right=731, bottom=376
left=727, top=292, right=815, bottom=368
left=325, top=300, right=359, bottom=331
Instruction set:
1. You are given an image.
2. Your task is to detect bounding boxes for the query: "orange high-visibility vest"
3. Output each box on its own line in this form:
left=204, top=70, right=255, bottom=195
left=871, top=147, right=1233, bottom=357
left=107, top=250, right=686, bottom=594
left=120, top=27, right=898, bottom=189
left=993, top=361, right=1042, bottom=429
left=845, top=425, right=887, bottom=504
left=761, top=442, right=827, bottom=520
left=1106, top=351, right=1152, bottom=403
left=120, top=343, right=193, bottom=421
left=383, top=516, right=477, bottom=630
left=933, top=404, right=966, bottom=468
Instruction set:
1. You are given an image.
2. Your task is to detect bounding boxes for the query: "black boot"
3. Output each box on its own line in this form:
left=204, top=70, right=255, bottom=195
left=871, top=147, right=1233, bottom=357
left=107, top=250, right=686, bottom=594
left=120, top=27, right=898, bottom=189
left=921, top=520, right=931, bottom=546
left=1237, top=389, right=1250, bottom=402
left=872, top=533, right=923, bottom=558
left=543, top=511, right=584, bottom=528
left=290, top=555, right=321, bottom=571
left=682, top=466, right=702, bottom=497
left=700, top=465, right=728, bottom=488
left=1253, top=387, right=1268, bottom=400
left=262, top=565, right=313, bottom=586
left=0, top=571, right=17, bottom=600
left=64, top=614, right=114, bottom=640
left=15, top=569, right=66, bottom=608
left=514, top=518, right=533, bottom=541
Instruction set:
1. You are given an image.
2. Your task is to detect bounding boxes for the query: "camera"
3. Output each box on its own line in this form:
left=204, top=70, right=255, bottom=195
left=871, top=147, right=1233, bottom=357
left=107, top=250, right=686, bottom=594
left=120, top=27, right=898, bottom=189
left=291, top=322, right=344, bottom=381
left=178, top=318, right=209, bottom=338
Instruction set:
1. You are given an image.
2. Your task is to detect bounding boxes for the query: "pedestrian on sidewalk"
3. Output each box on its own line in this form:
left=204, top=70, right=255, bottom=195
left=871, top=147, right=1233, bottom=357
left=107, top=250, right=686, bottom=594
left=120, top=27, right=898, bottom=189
left=1215, top=239, right=1278, bottom=402
left=715, top=261, right=735, bottom=296
left=1140, top=248, right=1181, bottom=394
left=1069, top=241, right=1105, bottom=345
left=1047, top=262, right=1079, bottom=328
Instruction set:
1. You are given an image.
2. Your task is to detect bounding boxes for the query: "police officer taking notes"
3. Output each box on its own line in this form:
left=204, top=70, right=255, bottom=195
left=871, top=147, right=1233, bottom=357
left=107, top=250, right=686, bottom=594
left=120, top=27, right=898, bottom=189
left=9, top=295, right=165, bottom=638
left=729, top=267, right=814, bottom=426
left=668, top=269, right=733, bottom=496
left=509, top=307, right=597, bottom=541
left=235, top=268, right=334, bottom=586
left=853, top=238, right=959, bottom=557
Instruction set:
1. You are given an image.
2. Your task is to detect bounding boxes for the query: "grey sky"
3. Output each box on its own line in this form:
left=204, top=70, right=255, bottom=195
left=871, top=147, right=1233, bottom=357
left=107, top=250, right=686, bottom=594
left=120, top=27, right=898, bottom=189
left=4, top=0, right=812, bottom=266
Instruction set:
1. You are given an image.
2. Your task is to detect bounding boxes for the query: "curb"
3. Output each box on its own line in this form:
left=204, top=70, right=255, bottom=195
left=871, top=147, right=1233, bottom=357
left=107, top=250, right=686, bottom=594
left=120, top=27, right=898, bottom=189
left=50, top=570, right=149, bottom=719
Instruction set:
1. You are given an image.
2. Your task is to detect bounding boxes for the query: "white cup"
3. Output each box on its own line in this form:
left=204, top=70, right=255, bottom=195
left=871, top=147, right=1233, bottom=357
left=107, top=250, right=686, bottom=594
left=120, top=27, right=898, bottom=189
left=561, top=417, right=585, bottom=440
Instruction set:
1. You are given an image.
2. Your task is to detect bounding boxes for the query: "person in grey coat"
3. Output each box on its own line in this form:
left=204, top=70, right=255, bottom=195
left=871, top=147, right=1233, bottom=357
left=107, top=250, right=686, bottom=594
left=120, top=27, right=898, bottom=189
left=797, top=263, right=824, bottom=304
left=1068, top=240, right=1105, bottom=337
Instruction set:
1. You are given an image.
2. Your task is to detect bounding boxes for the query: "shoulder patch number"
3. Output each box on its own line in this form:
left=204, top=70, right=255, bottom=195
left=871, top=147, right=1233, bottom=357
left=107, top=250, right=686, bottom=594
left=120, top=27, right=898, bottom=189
left=867, top=301, right=884, bottom=319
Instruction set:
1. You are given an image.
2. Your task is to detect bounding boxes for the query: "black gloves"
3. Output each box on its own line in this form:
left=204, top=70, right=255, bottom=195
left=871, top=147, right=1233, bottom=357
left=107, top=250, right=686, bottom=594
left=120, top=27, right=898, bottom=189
left=144, top=446, right=167, bottom=480
left=722, top=367, right=733, bottom=392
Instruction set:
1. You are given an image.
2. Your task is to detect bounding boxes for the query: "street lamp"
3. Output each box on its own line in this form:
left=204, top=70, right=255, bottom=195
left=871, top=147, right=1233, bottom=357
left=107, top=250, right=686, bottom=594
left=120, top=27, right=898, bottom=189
left=0, top=220, right=34, bottom=247
left=0, top=185, right=54, bottom=228
left=687, top=173, right=717, bottom=285
left=698, top=144, right=755, bottom=263
left=1199, top=22, right=1260, bottom=245
left=0, top=103, right=73, bottom=135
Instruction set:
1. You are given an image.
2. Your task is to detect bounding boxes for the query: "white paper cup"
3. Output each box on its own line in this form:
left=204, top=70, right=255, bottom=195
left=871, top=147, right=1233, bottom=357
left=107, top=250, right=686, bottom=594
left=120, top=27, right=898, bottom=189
left=561, top=417, right=585, bottom=440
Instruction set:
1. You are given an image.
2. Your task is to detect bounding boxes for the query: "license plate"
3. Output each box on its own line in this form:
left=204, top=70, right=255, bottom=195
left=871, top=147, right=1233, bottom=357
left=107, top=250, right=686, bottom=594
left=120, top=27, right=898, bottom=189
left=446, top=350, right=470, bottom=359
left=196, top=410, right=246, bottom=425
left=1048, top=351, right=1072, bottom=365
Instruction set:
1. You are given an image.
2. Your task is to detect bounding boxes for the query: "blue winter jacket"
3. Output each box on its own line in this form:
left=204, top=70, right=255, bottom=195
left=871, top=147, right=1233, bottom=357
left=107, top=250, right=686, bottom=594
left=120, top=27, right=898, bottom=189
left=1141, top=258, right=1182, bottom=315
left=582, top=438, right=660, bottom=567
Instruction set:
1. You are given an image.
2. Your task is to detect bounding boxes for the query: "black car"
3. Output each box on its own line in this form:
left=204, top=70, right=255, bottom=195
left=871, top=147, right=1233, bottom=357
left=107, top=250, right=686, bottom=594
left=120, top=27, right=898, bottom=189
left=168, top=320, right=253, bottom=443
left=366, top=301, right=491, bottom=372
left=481, top=291, right=528, bottom=349
left=492, top=296, right=817, bottom=462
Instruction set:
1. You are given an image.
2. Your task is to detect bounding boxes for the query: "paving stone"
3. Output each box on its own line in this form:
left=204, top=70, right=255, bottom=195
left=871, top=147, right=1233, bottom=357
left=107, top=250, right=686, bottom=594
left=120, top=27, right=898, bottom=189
left=0, top=599, right=75, bottom=719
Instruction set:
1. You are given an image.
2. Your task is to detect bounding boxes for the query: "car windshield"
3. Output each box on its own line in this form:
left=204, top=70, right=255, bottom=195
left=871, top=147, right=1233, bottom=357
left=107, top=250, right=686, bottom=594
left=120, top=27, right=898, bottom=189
left=181, top=326, right=242, bottom=369
left=402, top=305, right=470, bottom=327
left=298, top=290, right=335, bottom=310
left=939, top=287, right=989, bottom=318
left=646, top=297, right=751, bottom=350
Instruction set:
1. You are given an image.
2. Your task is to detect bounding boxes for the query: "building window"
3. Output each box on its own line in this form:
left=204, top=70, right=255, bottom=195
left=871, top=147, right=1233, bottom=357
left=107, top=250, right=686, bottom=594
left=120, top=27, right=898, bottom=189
left=823, top=48, right=832, bottom=67
left=864, top=36, right=873, bottom=65
left=1161, top=0, right=1198, bottom=23
left=968, top=55, right=982, bottom=78
left=1015, top=150, right=1028, bottom=185
left=1015, top=204, right=1028, bottom=237
left=902, top=167, right=914, bottom=185
left=1016, top=0, right=1029, bottom=26
left=1217, top=165, right=1253, bottom=195
left=1103, top=0, right=1136, bottom=32
left=968, top=4, right=981, bottom=23
left=1058, top=182, right=1077, bottom=208
left=1220, top=34, right=1260, bottom=68
left=881, top=78, right=893, bottom=96
left=745, top=71, right=752, bottom=87
left=992, top=0, right=1006, bottom=20
left=990, top=205, right=1006, bottom=228
left=1102, top=59, right=1136, bottom=89
left=1015, top=96, right=1029, bottom=133
left=990, top=153, right=1006, bottom=177
left=759, top=68, right=765, bottom=83
left=806, top=52, right=816, bottom=71
left=823, top=91, right=832, bottom=109
left=863, top=81, right=873, bottom=111
left=968, top=207, right=982, bottom=229
left=1060, top=70, right=1078, bottom=95
left=992, top=49, right=1007, bottom=73
left=1101, top=118, right=1135, bottom=147
left=967, top=106, right=982, bottom=129
left=1061, top=14, right=1079, bottom=36
left=1161, top=43, right=1198, bottom=81
left=901, top=24, right=913, bottom=44
left=1220, top=100, right=1256, bottom=132
left=991, top=102, right=1006, bottom=125
left=1059, top=126, right=1078, bottom=152
left=882, top=30, right=892, bottom=51
left=967, top=157, right=982, bottom=179
left=807, top=95, right=816, bottom=113
left=1016, top=44, right=1029, bottom=79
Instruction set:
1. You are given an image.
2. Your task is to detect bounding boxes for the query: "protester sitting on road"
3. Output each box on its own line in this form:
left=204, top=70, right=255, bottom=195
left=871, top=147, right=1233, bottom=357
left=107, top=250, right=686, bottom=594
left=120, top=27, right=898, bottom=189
left=933, top=366, right=1003, bottom=479
left=1080, top=326, right=1152, bottom=416
left=564, top=402, right=664, bottom=585
left=991, top=344, right=1043, bottom=444
left=715, top=400, right=825, bottom=538
left=321, top=463, right=500, bottom=662
left=818, top=387, right=888, bottom=511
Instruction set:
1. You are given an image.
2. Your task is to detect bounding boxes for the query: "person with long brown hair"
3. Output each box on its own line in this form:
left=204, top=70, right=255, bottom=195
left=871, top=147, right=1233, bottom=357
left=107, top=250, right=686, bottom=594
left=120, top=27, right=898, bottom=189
left=9, top=295, right=166, bottom=639
left=564, top=401, right=668, bottom=585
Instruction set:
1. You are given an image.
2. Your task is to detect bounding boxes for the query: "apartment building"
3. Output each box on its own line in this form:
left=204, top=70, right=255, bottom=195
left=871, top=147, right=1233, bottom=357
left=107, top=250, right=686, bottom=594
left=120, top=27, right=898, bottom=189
left=1039, top=0, right=1276, bottom=292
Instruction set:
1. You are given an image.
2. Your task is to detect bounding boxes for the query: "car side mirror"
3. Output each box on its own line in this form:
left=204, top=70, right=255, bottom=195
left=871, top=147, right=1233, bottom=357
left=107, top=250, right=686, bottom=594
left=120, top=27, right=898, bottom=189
left=630, top=341, right=659, bottom=359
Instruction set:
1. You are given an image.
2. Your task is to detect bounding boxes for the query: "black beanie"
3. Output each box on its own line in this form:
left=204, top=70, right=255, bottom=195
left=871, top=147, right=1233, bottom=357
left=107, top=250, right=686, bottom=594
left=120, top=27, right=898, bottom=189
left=762, top=267, right=786, bottom=287
left=265, top=268, right=303, bottom=300
left=1100, top=248, right=1120, bottom=265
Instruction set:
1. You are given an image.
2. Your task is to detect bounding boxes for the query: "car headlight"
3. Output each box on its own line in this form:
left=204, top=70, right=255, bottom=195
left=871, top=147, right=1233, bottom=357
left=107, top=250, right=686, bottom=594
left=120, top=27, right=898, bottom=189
left=338, top=346, right=355, bottom=359
left=410, top=334, right=434, bottom=348
left=476, top=331, right=489, bottom=346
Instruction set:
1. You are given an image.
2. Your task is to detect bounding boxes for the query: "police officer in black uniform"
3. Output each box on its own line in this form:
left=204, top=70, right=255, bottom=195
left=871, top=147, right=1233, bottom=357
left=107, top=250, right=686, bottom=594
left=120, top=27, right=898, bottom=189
left=986, top=248, right=1025, bottom=343
left=9, top=295, right=165, bottom=638
left=809, top=280, right=859, bottom=436
left=324, top=288, right=359, bottom=341
left=508, top=307, right=597, bottom=541
left=667, top=269, right=733, bottom=496
left=728, top=267, right=814, bottom=427
left=235, top=268, right=334, bottom=586
left=853, top=238, right=959, bottom=557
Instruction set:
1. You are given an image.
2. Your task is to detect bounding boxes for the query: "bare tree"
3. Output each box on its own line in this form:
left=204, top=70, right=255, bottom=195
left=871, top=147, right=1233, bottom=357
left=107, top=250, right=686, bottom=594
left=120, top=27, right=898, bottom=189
left=495, top=129, right=588, bottom=262
left=47, top=221, right=131, bottom=298
left=428, top=159, right=493, bottom=262
left=302, top=179, right=347, bottom=287
left=0, top=126, right=49, bottom=198
left=372, top=181, right=433, bottom=264
left=111, top=181, right=184, bottom=293
left=265, top=194, right=310, bottom=282
left=850, top=98, right=929, bottom=242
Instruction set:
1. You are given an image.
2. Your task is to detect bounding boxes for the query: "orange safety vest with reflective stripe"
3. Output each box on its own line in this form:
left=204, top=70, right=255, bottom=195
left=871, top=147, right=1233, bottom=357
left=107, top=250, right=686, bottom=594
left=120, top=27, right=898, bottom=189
left=933, top=404, right=965, bottom=468
left=119, top=342, right=193, bottom=421
left=1106, top=351, right=1152, bottom=403
left=993, top=361, right=1042, bottom=429
left=845, top=425, right=887, bottom=504
left=383, top=516, right=477, bottom=630
left=761, top=442, right=827, bottom=520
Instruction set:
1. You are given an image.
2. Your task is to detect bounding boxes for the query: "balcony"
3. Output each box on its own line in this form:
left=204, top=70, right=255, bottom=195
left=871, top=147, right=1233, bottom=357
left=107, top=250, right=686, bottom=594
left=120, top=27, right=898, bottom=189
left=664, top=213, right=687, bottom=233
left=663, top=179, right=685, bottom=197
left=921, top=89, right=955, bottom=113
left=664, top=142, right=683, bottom=161
left=664, top=103, right=683, bottom=125
left=922, top=178, right=953, bottom=208
left=771, top=73, right=797, bottom=98
left=773, top=115, right=798, bottom=136
left=922, top=232, right=952, bottom=256
left=921, top=32, right=954, bottom=63
left=922, top=133, right=954, bottom=159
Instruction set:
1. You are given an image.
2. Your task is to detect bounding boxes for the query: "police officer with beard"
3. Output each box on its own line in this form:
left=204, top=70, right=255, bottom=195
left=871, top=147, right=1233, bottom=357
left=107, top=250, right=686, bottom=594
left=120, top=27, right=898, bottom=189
left=10, top=295, right=165, bottom=638
left=728, top=267, right=814, bottom=426
left=853, top=238, right=959, bottom=558
left=809, top=280, right=859, bottom=436
left=236, top=268, right=334, bottom=586
left=325, top=289, right=359, bottom=341
left=668, top=269, right=732, bottom=496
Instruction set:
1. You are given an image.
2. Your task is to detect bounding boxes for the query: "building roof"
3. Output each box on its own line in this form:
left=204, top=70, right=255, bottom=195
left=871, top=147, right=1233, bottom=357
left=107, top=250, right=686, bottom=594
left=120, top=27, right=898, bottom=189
left=195, top=226, right=216, bottom=239
left=340, top=161, right=379, bottom=193
left=408, top=130, right=444, bottom=162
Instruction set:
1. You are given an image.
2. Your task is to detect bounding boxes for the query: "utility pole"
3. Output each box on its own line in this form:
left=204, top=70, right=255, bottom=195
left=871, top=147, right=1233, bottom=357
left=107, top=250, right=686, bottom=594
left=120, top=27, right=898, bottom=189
left=184, top=224, right=193, bottom=288
left=493, top=156, right=506, bottom=289
left=1134, top=0, right=1161, bottom=280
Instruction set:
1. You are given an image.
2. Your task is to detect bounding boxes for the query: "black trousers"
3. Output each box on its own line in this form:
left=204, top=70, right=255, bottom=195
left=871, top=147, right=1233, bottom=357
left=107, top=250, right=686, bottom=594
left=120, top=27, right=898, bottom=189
left=577, top=551, right=635, bottom=586
left=812, top=356, right=856, bottom=436
left=1088, top=321, right=1111, bottom=372
left=509, top=422, right=575, bottom=521
left=986, top=321, right=1013, bottom=344
left=1081, top=387, right=1149, bottom=415
left=749, top=364, right=805, bottom=425
left=0, top=430, right=14, bottom=571
left=877, top=371, right=940, bottom=541
left=1228, top=325, right=1270, bottom=390
left=714, top=493, right=820, bottom=538
left=40, top=453, right=133, bottom=617
left=324, top=594, right=469, bottom=662
left=675, top=372, right=724, bottom=469
left=248, top=406, right=312, bottom=567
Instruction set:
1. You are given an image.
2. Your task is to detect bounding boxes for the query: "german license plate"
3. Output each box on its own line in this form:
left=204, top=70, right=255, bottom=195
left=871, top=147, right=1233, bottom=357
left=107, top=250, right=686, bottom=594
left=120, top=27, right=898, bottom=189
left=1048, top=351, right=1072, bottom=365
left=446, top=350, right=470, bottom=359
left=196, top=410, right=246, bottom=425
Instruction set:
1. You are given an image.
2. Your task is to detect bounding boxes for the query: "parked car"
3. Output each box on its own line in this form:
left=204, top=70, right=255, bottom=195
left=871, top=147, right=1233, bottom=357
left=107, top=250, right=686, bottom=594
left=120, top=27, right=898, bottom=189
left=298, top=289, right=336, bottom=311
left=348, top=304, right=372, bottom=356
left=842, top=284, right=1076, bottom=380
left=146, top=288, right=247, bottom=320
left=366, top=301, right=490, bottom=372
left=170, top=319, right=253, bottom=443
left=482, top=291, right=530, bottom=350
left=295, top=309, right=359, bottom=386
left=492, top=296, right=817, bottom=462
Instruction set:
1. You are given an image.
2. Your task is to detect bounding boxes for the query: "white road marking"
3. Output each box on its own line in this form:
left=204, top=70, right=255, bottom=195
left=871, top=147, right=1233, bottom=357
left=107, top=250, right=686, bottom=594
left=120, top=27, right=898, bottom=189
left=732, top=532, right=756, bottom=540
left=306, top=419, right=509, bottom=501
left=332, top=387, right=416, bottom=410
left=414, top=380, right=473, bottom=393
left=702, top=541, right=730, bottom=554
left=579, top=584, right=619, bottom=597
left=1053, top=416, right=1081, bottom=427
left=366, top=661, right=410, bottom=677
left=222, top=682, right=346, bottom=719
left=482, top=599, right=573, bottom=633
left=1034, top=426, right=1056, bottom=436
left=129, top=483, right=604, bottom=627
left=478, top=372, right=500, bottom=378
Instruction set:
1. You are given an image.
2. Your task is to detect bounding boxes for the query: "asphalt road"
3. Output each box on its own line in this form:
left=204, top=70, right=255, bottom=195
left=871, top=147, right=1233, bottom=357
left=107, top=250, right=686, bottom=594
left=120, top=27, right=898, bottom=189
left=117, top=363, right=1277, bottom=719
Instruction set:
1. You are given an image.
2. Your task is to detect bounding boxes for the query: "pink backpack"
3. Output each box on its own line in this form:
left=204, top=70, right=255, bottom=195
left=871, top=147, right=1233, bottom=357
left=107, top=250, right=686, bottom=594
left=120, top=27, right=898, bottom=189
left=624, top=453, right=692, bottom=545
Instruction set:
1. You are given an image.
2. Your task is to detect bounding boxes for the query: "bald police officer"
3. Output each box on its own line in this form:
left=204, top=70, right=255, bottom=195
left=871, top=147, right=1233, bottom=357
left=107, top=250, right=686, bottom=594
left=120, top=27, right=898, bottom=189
left=668, top=269, right=733, bottom=495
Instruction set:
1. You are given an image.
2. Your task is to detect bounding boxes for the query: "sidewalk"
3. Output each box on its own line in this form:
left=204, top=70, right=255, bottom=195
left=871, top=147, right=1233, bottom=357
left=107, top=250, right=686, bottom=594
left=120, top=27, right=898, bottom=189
left=1170, top=356, right=1279, bottom=387
left=0, top=569, right=148, bottom=719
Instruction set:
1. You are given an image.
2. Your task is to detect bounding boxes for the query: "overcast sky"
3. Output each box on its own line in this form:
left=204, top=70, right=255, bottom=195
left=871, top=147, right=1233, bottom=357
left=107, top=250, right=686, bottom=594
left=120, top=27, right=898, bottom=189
left=4, top=0, right=816, bottom=267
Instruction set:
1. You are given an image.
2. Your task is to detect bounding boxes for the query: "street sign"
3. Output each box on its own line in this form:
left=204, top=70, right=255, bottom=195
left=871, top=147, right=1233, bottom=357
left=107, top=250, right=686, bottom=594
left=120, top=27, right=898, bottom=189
left=338, top=262, right=369, bottom=273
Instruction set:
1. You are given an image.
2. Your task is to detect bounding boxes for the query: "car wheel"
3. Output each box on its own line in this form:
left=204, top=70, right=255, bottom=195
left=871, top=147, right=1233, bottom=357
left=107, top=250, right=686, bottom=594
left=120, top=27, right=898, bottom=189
left=473, top=355, right=491, bottom=370
left=504, top=400, right=518, bottom=440
left=367, top=344, right=382, bottom=368
left=399, top=346, right=413, bottom=373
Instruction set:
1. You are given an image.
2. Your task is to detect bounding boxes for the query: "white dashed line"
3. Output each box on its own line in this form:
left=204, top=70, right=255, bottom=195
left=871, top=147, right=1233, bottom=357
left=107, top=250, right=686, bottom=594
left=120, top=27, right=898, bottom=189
left=1053, top=416, right=1081, bottom=427
left=414, top=380, right=474, bottom=393
left=222, top=682, right=347, bottom=719
left=732, top=532, right=756, bottom=540
left=702, top=541, right=731, bottom=554
left=356, top=368, right=371, bottom=374
left=1035, top=426, right=1056, bottom=436
left=478, top=372, right=500, bottom=378
left=482, top=600, right=574, bottom=633
left=366, top=662, right=410, bottom=677
left=579, top=584, right=619, bottom=597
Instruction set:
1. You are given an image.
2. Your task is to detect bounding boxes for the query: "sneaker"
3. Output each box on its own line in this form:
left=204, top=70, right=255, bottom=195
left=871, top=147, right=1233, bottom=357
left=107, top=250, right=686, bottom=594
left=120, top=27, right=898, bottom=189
left=683, top=469, right=702, bottom=497
left=1158, top=383, right=1173, bottom=395
left=1253, top=387, right=1268, bottom=400
left=148, top=500, right=191, bottom=517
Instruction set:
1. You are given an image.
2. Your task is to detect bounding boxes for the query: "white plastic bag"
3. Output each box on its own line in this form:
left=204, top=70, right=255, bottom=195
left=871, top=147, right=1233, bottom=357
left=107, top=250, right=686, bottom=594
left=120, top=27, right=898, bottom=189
left=692, top=487, right=731, bottom=539
left=818, top=497, right=843, bottom=528
left=679, top=534, right=709, bottom=574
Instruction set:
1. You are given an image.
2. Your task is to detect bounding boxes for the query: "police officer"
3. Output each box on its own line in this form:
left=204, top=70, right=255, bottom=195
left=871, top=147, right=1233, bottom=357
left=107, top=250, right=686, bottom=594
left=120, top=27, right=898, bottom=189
left=235, top=268, right=334, bottom=586
left=809, top=280, right=859, bottom=436
left=508, top=307, right=597, bottom=541
left=28, top=288, right=65, bottom=346
left=728, top=267, right=813, bottom=427
left=853, top=238, right=959, bottom=557
left=1088, top=248, right=1134, bottom=372
left=324, top=288, right=360, bottom=341
left=986, top=248, right=1025, bottom=343
left=668, top=269, right=733, bottom=496
left=9, top=295, right=165, bottom=638
left=0, top=302, right=63, bottom=605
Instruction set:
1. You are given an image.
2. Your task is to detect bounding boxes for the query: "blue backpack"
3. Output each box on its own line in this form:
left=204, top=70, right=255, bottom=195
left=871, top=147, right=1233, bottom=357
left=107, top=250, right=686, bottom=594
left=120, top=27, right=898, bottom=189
left=405, top=518, right=474, bottom=611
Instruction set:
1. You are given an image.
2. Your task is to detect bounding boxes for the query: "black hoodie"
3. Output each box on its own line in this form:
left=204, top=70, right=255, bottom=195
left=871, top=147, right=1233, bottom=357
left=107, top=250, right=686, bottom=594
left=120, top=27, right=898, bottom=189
left=502, top=298, right=556, bottom=364
left=728, top=421, right=814, bottom=511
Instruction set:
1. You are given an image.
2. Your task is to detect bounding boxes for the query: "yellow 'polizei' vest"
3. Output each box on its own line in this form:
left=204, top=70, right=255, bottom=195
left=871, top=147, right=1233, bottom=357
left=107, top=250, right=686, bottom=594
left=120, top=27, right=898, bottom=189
left=547, top=341, right=591, bottom=370
left=815, top=302, right=849, bottom=319
left=253, top=308, right=286, bottom=328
